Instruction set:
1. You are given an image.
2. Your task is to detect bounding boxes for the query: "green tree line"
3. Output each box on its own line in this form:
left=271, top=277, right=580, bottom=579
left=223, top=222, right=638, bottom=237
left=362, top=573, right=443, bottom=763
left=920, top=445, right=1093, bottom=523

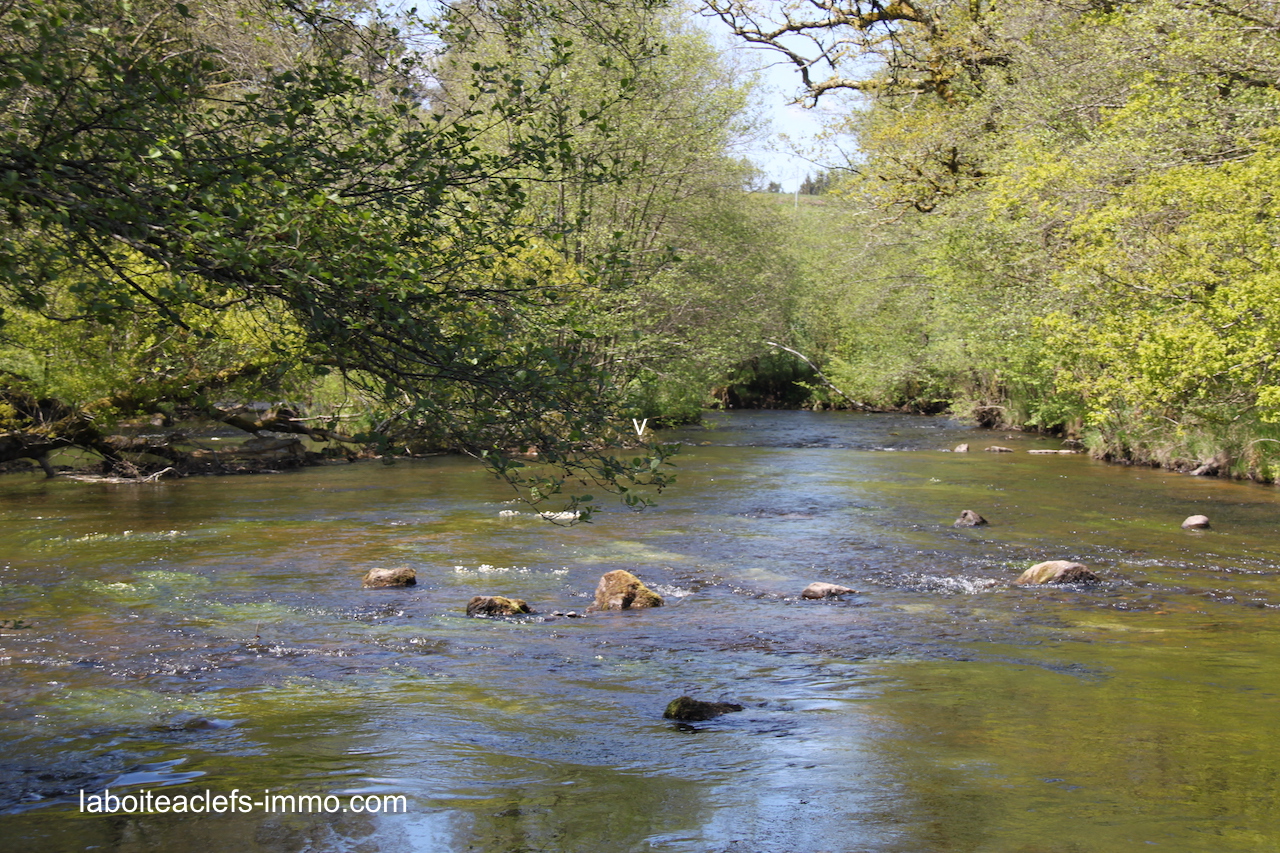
left=0, top=0, right=800, bottom=510
left=712, top=0, right=1280, bottom=480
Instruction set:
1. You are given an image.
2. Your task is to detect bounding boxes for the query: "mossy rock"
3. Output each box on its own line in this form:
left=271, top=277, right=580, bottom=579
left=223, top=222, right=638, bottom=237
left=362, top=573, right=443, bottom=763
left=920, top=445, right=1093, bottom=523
left=362, top=567, right=417, bottom=588
left=466, top=595, right=532, bottom=617
left=663, top=696, right=744, bottom=721
left=801, top=581, right=856, bottom=599
left=1016, top=561, right=1098, bottom=585
left=953, top=510, right=988, bottom=527
left=588, top=570, right=663, bottom=611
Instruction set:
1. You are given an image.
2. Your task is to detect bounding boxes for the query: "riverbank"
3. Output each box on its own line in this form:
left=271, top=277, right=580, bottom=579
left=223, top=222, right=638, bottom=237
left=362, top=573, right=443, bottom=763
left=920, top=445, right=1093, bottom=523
left=11, top=402, right=1275, bottom=492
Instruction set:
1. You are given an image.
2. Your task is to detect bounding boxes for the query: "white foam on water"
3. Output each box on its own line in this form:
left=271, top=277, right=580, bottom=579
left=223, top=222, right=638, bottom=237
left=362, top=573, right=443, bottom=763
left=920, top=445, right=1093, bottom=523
left=67, top=529, right=185, bottom=543
left=903, top=574, right=1002, bottom=595
left=495, top=509, right=581, bottom=521
left=651, top=583, right=694, bottom=600
left=452, top=564, right=570, bottom=577
left=539, top=511, right=581, bottom=521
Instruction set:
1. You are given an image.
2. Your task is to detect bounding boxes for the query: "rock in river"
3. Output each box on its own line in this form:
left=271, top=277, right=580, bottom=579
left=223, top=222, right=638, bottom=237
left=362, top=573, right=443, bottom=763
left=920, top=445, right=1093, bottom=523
left=663, top=696, right=744, bottom=721
left=362, top=567, right=417, bottom=588
left=588, top=570, right=663, bottom=611
left=1181, top=515, right=1211, bottom=530
left=801, top=582, right=856, bottom=599
left=1016, top=560, right=1099, bottom=585
left=466, top=595, right=532, bottom=617
left=953, top=510, right=988, bottom=527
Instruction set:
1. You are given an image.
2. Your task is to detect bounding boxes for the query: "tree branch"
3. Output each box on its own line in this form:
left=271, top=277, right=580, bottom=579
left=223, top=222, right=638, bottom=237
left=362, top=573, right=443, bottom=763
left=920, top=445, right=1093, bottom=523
left=766, top=340, right=876, bottom=410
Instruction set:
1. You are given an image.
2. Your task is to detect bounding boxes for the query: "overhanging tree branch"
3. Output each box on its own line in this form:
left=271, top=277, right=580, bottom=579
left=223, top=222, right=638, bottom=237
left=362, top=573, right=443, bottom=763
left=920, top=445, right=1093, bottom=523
left=765, top=341, right=875, bottom=410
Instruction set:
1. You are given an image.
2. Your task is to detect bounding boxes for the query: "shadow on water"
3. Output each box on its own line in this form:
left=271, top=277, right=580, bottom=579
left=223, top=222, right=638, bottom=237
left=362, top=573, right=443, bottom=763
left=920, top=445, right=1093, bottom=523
left=2, top=411, right=1280, bottom=851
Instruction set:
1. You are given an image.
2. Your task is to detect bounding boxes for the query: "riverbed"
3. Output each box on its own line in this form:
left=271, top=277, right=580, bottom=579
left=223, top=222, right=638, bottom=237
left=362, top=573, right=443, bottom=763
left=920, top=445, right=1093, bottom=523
left=2, top=410, right=1279, bottom=852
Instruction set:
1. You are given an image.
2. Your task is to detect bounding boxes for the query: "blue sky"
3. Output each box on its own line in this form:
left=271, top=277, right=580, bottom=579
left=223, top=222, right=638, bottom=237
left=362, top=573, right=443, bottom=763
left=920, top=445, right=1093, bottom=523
left=745, top=75, right=831, bottom=191
left=699, top=14, right=847, bottom=192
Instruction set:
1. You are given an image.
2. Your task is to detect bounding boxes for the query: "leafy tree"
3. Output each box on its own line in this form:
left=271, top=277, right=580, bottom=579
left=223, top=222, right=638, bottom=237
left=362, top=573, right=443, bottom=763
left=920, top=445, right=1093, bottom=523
left=711, top=0, right=1280, bottom=477
left=0, top=0, right=678, bottom=509
left=440, top=1, right=799, bottom=423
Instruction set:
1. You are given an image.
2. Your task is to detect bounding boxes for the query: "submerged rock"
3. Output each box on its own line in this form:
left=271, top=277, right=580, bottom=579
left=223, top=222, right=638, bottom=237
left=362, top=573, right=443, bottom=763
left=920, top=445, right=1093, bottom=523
left=953, top=510, right=988, bottom=528
left=984, top=445, right=1015, bottom=453
left=157, top=716, right=238, bottom=732
left=801, top=582, right=856, bottom=599
left=663, top=696, right=744, bottom=722
left=1181, top=514, right=1211, bottom=530
left=1016, top=560, right=1099, bottom=585
left=466, top=595, right=532, bottom=617
left=588, top=570, right=663, bottom=611
left=362, top=567, right=417, bottom=588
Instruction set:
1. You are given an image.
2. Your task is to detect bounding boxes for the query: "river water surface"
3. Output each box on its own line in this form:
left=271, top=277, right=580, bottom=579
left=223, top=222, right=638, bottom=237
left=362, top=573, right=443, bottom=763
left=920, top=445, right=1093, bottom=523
left=2, top=411, right=1279, bottom=852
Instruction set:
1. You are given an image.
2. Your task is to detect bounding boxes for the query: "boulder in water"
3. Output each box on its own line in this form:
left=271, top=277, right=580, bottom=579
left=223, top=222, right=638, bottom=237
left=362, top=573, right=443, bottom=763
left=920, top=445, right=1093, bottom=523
left=663, top=696, right=744, bottom=721
left=801, top=582, right=856, bottom=599
left=1016, top=560, right=1099, bottom=585
left=362, top=567, right=417, bottom=588
left=954, top=443, right=970, bottom=453
left=466, top=595, right=532, bottom=617
left=1181, top=515, right=1211, bottom=530
left=588, top=570, right=663, bottom=611
left=953, top=510, right=988, bottom=527
left=984, top=445, right=1015, bottom=453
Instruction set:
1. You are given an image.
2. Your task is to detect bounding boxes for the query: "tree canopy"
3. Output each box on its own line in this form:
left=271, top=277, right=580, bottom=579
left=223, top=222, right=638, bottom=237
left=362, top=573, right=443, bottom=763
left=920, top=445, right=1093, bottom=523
left=0, top=0, right=813, bottom=511
left=0, top=0, right=690, bottom=508
left=711, top=0, right=1280, bottom=479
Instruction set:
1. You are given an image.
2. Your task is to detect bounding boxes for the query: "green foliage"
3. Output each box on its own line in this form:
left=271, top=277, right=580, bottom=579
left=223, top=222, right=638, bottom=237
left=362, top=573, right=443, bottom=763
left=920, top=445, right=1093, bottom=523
left=600, top=188, right=801, bottom=420
left=719, top=349, right=815, bottom=409
left=441, top=1, right=797, bottom=422
left=718, top=0, right=1280, bottom=476
left=0, top=277, right=306, bottom=415
left=978, top=0, right=1280, bottom=459
left=0, top=0, right=695, bottom=505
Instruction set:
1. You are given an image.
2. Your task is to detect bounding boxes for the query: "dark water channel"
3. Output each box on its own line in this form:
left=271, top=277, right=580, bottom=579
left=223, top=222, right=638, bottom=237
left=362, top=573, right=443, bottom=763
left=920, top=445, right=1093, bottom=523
left=2, top=410, right=1280, bottom=852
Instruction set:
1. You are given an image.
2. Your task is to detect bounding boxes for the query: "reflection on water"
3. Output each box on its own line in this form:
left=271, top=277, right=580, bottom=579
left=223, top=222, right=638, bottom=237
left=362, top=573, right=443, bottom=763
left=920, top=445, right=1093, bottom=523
left=2, top=411, right=1280, bottom=851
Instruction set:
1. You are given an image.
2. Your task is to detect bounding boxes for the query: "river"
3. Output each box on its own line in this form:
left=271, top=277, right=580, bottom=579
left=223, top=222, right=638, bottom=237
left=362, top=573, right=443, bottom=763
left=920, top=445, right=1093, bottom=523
left=1, top=410, right=1279, bottom=852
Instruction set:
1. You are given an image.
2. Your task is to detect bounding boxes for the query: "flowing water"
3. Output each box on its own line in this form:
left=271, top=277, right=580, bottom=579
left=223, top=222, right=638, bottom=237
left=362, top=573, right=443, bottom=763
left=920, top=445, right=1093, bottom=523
left=2, top=410, right=1280, bottom=852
